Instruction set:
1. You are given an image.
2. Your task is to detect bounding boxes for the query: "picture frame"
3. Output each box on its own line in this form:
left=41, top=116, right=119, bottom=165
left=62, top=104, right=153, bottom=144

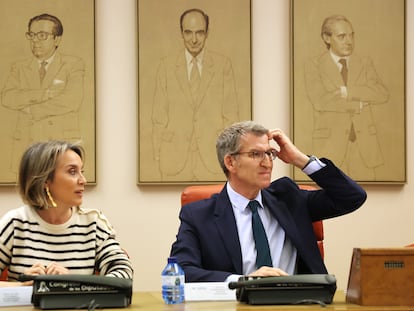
left=291, top=0, right=406, bottom=184
left=0, top=0, right=96, bottom=185
left=137, top=0, right=252, bottom=185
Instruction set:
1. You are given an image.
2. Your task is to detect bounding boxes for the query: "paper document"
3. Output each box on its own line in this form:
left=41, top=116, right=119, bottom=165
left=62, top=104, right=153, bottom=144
left=0, top=286, right=32, bottom=306
left=184, top=282, right=236, bottom=301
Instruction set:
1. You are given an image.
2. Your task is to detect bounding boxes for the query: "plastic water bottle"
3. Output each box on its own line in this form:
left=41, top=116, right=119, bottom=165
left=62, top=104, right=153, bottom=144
left=161, top=256, right=185, bottom=304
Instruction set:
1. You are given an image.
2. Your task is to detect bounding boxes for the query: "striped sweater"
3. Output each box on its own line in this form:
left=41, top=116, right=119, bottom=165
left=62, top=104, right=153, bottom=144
left=0, top=205, right=133, bottom=281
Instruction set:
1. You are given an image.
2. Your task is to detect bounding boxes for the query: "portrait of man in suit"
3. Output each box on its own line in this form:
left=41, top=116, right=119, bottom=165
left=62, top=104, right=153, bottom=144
left=1, top=13, right=85, bottom=175
left=138, top=0, right=251, bottom=184
left=291, top=0, right=405, bottom=183
left=0, top=0, right=96, bottom=184
left=304, top=14, right=389, bottom=180
left=152, top=8, right=240, bottom=182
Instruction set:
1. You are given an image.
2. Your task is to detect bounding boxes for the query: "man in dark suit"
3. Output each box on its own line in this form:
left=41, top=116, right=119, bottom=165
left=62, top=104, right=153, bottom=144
left=304, top=15, right=389, bottom=180
left=152, top=8, right=239, bottom=182
left=170, top=120, right=366, bottom=282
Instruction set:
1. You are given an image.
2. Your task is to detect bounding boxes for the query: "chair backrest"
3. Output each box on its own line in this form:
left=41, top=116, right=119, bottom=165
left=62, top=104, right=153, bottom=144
left=0, top=268, right=7, bottom=281
left=181, top=184, right=324, bottom=259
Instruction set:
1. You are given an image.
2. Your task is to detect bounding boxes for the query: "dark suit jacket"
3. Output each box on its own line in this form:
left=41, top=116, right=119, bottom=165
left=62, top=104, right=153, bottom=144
left=170, top=159, right=367, bottom=282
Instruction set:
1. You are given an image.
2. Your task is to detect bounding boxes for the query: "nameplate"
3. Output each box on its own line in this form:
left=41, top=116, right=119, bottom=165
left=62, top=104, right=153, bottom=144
left=0, top=286, right=32, bottom=306
left=184, top=282, right=236, bottom=301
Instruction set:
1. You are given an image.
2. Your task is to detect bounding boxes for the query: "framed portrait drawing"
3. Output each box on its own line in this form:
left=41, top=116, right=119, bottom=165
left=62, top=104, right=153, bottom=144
left=137, top=0, right=252, bottom=185
left=291, top=0, right=406, bottom=184
left=0, top=0, right=96, bottom=184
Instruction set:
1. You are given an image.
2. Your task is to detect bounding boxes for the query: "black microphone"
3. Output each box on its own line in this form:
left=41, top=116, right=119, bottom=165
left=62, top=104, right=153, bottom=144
left=228, top=281, right=240, bottom=289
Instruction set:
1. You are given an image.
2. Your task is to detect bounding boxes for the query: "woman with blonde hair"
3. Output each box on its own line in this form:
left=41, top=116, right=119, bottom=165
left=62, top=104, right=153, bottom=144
left=0, top=140, right=132, bottom=285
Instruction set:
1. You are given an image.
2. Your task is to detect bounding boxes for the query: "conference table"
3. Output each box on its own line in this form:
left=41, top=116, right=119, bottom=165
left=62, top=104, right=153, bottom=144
left=5, top=291, right=413, bottom=310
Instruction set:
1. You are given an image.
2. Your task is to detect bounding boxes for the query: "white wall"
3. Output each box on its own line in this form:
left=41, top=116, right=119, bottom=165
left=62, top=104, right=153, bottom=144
left=0, top=0, right=412, bottom=291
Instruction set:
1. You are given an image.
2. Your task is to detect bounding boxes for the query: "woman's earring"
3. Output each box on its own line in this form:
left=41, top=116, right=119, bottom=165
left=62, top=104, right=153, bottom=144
left=45, top=186, right=57, bottom=208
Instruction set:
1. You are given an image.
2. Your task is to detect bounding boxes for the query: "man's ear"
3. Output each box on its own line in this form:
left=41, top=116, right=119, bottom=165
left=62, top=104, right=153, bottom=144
left=322, top=33, right=331, bottom=45
left=54, top=36, right=62, bottom=48
left=224, top=154, right=236, bottom=173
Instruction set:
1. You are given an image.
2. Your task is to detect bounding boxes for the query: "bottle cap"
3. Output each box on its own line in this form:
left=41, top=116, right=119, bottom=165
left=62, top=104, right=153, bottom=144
left=168, top=256, right=177, bottom=263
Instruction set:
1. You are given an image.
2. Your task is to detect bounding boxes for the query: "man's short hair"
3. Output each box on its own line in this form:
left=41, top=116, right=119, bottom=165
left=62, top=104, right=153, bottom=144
left=320, top=15, right=352, bottom=49
left=180, top=8, right=209, bottom=33
left=28, top=13, right=64, bottom=37
left=216, top=121, right=268, bottom=176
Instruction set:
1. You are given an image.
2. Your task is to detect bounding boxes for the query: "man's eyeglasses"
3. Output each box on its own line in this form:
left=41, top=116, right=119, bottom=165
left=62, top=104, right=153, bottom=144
left=231, top=149, right=278, bottom=161
left=25, top=31, right=55, bottom=41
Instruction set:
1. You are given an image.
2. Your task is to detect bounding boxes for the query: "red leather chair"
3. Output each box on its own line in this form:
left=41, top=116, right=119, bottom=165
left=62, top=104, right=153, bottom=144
left=181, top=184, right=324, bottom=259
left=0, top=269, right=7, bottom=281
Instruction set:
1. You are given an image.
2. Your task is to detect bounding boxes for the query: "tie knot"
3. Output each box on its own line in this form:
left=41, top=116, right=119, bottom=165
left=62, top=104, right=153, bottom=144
left=339, top=58, right=347, bottom=67
left=248, top=200, right=261, bottom=213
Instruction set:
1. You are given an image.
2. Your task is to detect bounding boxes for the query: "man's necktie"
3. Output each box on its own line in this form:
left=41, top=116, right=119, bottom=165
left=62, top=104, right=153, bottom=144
left=339, top=58, right=348, bottom=86
left=190, top=58, right=200, bottom=100
left=39, top=61, right=47, bottom=82
left=348, top=123, right=357, bottom=142
left=339, top=59, right=357, bottom=141
left=248, top=200, right=273, bottom=268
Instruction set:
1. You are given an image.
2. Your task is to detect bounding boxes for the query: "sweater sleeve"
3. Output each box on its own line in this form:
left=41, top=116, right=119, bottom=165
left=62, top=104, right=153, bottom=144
left=92, top=211, right=133, bottom=279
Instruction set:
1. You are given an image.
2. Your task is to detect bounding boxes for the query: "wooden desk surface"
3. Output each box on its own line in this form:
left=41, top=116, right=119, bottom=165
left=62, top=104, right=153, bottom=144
left=4, top=291, right=414, bottom=310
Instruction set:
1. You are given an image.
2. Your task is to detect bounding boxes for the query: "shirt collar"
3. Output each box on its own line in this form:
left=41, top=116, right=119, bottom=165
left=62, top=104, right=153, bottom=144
left=38, top=52, right=56, bottom=67
left=329, top=50, right=349, bottom=65
left=185, top=49, right=205, bottom=66
left=226, top=182, right=263, bottom=212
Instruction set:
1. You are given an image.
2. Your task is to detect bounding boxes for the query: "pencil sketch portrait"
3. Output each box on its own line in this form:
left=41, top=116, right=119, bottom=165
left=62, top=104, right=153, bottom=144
left=292, top=0, right=405, bottom=183
left=138, top=0, right=252, bottom=184
left=0, top=0, right=95, bottom=184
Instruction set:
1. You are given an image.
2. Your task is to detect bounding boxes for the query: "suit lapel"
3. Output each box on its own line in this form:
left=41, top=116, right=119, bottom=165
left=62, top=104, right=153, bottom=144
left=27, top=58, right=41, bottom=87
left=348, top=56, right=363, bottom=86
left=42, top=52, right=62, bottom=86
left=214, top=188, right=243, bottom=274
left=174, top=52, right=193, bottom=102
left=195, top=50, right=214, bottom=106
left=319, top=52, right=343, bottom=87
left=262, top=191, right=303, bottom=254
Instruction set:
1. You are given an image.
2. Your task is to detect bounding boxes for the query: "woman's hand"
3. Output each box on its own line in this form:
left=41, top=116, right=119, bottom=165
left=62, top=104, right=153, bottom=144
left=24, top=261, right=69, bottom=276
left=45, top=262, right=69, bottom=275
left=24, top=262, right=46, bottom=276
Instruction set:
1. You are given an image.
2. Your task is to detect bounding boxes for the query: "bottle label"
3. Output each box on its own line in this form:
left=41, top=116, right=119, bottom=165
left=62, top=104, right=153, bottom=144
left=162, top=275, right=184, bottom=286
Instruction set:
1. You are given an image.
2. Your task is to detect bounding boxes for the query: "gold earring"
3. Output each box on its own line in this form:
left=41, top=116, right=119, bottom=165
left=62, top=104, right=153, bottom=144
left=45, top=186, right=57, bottom=208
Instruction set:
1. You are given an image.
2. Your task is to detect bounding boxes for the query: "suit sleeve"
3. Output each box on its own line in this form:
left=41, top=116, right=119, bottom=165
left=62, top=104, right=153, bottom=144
left=29, top=57, right=85, bottom=121
left=347, top=56, right=389, bottom=104
left=170, top=205, right=233, bottom=282
left=304, top=57, right=360, bottom=113
left=306, top=158, right=367, bottom=220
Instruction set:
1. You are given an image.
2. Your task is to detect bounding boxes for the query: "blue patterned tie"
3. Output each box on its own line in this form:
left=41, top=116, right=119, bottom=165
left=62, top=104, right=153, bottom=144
left=248, top=200, right=273, bottom=268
